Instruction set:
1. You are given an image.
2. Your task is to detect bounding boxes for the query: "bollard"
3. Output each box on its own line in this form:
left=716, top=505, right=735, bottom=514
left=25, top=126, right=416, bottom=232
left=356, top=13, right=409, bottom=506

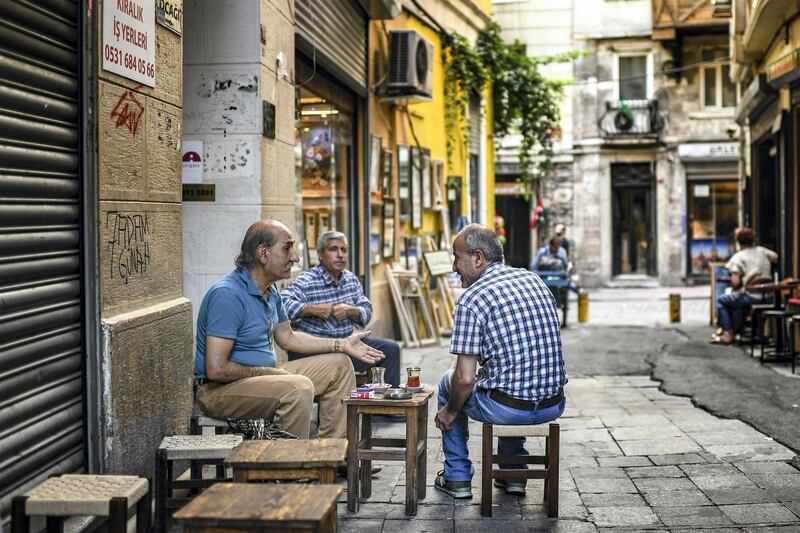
left=578, top=292, right=589, bottom=323
left=669, top=293, right=681, bottom=323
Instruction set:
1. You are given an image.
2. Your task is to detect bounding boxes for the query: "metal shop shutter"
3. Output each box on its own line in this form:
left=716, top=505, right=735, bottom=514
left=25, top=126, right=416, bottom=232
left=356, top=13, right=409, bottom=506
left=296, top=0, right=367, bottom=95
left=0, top=0, right=85, bottom=520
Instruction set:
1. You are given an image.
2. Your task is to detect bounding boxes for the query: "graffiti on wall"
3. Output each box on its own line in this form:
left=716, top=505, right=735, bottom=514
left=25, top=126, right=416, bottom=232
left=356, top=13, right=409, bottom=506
left=106, top=211, right=151, bottom=284
left=110, top=88, right=145, bottom=136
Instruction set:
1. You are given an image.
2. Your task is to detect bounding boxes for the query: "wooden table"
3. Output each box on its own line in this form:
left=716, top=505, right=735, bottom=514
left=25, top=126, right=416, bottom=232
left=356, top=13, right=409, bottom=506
left=226, top=438, right=346, bottom=484
left=173, top=483, right=342, bottom=532
left=344, top=388, right=433, bottom=516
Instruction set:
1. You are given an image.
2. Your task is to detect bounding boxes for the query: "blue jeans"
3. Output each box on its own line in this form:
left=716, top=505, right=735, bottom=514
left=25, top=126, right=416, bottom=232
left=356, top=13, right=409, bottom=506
left=716, top=291, right=753, bottom=332
left=437, top=369, right=566, bottom=482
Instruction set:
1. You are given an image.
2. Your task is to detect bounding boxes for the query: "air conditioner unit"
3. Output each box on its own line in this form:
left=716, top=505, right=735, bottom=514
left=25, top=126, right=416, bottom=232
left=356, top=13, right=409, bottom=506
left=387, top=30, right=433, bottom=98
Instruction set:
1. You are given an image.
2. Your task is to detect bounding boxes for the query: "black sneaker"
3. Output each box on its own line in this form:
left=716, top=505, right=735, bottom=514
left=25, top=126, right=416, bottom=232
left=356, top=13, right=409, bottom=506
left=494, top=478, right=526, bottom=495
left=433, top=470, right=473, bottom=499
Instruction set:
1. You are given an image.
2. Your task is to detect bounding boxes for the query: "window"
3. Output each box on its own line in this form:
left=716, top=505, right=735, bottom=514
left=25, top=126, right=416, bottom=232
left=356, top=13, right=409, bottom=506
left=618, top=55, right=648, bottom=100
left=701, top=49, right=737, bottom=108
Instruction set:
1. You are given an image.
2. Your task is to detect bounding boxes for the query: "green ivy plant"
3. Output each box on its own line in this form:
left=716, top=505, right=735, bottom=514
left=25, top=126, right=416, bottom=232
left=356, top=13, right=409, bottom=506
left=442, top=22, right=575, bottom=191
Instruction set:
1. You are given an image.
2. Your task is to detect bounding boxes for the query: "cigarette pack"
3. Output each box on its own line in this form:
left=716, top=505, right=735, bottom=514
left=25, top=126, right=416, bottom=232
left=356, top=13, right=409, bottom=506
left=350, top=388, right=374, bottom=399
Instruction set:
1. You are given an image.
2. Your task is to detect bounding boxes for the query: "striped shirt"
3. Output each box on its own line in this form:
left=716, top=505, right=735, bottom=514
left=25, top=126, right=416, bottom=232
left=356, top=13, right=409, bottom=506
left=450, top=262, right=567, bottom=402
left=281, top=266, right=372, bottom=338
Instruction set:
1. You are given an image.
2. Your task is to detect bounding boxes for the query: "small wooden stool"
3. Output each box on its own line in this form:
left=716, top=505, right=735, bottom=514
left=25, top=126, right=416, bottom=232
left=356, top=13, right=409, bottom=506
left=12, top=474, right=151, bottom=533
left=174, top=482, right=342, bottom=532
left=481, top=422, right=560, bottom=517
left=226, top=438, right=346, bottom=483
left=344, top=388, right=433, bottom=516
left=154, top=434, right=243, bottom=533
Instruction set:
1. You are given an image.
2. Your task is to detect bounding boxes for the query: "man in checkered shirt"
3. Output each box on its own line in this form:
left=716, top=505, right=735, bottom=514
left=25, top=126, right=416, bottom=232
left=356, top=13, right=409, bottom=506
left=282, top=231, right=401, bottom=386
left=433, top=224, right=567, bottom=499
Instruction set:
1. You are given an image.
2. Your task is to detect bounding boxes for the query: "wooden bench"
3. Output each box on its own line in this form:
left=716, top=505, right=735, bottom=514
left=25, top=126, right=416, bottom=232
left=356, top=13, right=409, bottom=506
left=481, top=422, right=560, bottom=517
left=154, top=434, right=243, bottom=533
left=173, top=482, right=342, bottom=532
left=226, top=438, right=346, bottom=484
left=12, top=474, right=151, bottom=533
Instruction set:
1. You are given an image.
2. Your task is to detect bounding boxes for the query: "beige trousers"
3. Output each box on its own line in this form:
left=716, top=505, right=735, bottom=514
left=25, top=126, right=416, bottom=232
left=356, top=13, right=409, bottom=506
left=196, top=353, right=355, bottom=439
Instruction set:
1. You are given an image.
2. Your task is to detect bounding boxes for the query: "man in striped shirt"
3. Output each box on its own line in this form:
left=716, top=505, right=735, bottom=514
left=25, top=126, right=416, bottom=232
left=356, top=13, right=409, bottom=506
left=282, top=231, right=401, bottom=386
left=434, top=224, right=568, bottom=499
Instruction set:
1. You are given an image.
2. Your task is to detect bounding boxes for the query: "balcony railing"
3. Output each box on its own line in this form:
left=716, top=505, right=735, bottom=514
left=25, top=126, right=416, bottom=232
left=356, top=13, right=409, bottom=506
left=599, top=99, right=667, bottom=139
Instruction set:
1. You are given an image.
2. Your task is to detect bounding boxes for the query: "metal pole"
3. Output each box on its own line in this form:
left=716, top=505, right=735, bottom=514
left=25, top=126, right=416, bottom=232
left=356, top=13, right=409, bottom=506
left=669, top=293, right=681, bottom=323
left=578, top=292, right=589, bottom=323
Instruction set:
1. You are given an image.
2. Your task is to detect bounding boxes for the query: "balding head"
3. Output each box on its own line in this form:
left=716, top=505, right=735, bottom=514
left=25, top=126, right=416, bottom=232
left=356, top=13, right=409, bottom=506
left=235, top=219, right=291, bottom=269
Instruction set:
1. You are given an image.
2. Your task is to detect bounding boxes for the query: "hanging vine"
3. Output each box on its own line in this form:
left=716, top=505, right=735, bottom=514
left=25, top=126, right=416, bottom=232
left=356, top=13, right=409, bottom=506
left=442, top=22, right=576, bottom=192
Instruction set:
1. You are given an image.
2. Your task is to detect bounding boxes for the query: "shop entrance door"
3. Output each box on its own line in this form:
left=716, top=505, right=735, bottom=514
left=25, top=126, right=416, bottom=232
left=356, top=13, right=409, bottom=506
left=612, top=163, right=656, bottom=276
left=496, top=195, right=531, bottom=268
left=687, top=180, right=738, bottom=276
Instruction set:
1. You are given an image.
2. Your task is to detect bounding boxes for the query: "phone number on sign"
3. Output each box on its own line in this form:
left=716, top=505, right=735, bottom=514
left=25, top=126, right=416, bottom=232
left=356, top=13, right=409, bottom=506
left=104, top=45, right=154, bottom=78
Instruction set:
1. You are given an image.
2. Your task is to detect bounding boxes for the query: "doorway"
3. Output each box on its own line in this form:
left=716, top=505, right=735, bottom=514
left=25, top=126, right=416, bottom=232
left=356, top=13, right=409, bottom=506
left=612, top=163, right=656, bottom=276
left=496, top=195, right=532, bottom=268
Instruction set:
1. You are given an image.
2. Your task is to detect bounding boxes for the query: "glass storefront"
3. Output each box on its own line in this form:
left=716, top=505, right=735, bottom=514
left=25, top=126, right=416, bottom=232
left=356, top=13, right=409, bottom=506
left=687, top=180, right=738, bottom=275
left=295, top=65, right=356, bottom=267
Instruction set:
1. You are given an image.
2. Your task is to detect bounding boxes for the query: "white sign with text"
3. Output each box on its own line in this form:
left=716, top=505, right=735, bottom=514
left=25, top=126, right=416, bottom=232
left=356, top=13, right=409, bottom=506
left=103, top=0, right=156, bottom=87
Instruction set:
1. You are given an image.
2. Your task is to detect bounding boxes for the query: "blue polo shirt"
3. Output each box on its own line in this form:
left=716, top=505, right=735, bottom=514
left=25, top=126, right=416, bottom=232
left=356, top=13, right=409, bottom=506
left=194, top=268, right=288, bottom=379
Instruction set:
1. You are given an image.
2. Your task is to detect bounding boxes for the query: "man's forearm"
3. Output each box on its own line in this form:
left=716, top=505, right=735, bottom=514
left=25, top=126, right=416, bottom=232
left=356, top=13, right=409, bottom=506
left=209, top=361, right=287, bottom=383
left=446, top=377, right=474, bottom=414
left=298, top=303, right=330, bottom=319
left=280, top=329, right=338, bottom=354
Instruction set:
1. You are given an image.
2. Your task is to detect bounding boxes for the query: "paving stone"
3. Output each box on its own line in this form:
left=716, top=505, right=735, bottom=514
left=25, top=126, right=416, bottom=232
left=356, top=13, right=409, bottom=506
left=454, top=503, right=521, bottom=520
left=382, top=519, right=454, bottom=532
left=611, top=426, right=686, bottom=441
left=617, top=438, right=701, bottom=456
left=581, top=493, right=647, bottom=507
left=747, top=474, right=800, bottom=491
left=705, top=444, right=796, bottom=463
left=386, top=504, right=454, bottom=520
left=589, top=506, right=661, bottom=528
left=719, top=503, right=799, bottom=525
left=570, top=467, right=629, bottom=479
left=452, top=520, right=531, bottom=532
left=649, top=453, right=707, bottom=466
left=782, top=500, right=800, bottom=517
left=734, top=461, right=800, bottom=475
left=563, top=455, right=601, bottom=468
left=653, top=506, right=734, bottom=527
left=575, top=477, right=638, bottom=493
left=337, top=502, right=394, bottom=519
left=562, top=429, right=616, bottom=443
left=642, top=490, right=712, bottom=507
left=763, top=486, right=800, bottom=502
left=687, top=430, right=774, bottom=447
left=597, top=456, right=653, bottom=468
left=626, top=465, right=685, bottom=479
left=559, top=416, right=606, bottom=430
left=338, top=518, right=385, bottom=533
left=703, top=488, right=778, bottom=505
left=691, top=475, right=759, bottom=491
left=600, top=414, right=673, bottom=427
left=633, top=477, right=697, bottom=493
left=680, top=463, right=740, bottom=477
left=522, top=518, right=599, bottom=532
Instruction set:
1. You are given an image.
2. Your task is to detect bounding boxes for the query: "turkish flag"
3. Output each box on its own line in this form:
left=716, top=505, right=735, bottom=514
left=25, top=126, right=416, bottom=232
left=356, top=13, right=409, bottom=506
left=530, top=195, right=544, bottom=229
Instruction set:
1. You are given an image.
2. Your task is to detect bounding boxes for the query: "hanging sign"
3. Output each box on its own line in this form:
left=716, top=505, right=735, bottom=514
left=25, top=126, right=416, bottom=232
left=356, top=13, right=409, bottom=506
left=155, top=0, right=182, bottom=35
left=103, top=0, right=156, bottom=87
left=182, top=140, right=203, bottom=184
left=767, top=49, right=800, bottom=87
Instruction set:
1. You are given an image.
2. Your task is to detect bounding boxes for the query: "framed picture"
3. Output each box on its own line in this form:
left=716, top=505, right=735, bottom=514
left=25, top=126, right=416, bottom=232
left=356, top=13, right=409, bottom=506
left=411, top=147, right=422, bottom=229
left=369, top=135, right=381, bottom=197
left=382, top=199, right=395, bottom=258
left=433, top=159, right=445, bottom=207
left=422, top=149, right=432, bottom=209
left=382, top=149, right=393, bottom=197
left=398, top=145, right=411, bottom=220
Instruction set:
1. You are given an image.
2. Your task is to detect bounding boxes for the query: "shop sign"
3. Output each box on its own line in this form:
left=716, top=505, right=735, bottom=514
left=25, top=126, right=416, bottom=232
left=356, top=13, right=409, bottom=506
left=155, top=0, right=182, bottom=35
left=182, top=140, right=203, bottom=184
left=495, top=183, right=526, bottom=195
left=767, top=49, right=800, bottom=86
left=103, top=0, right=156, bottom=87
left=678, top=143, right=739, bottom=161
left=182, top=184, right=215, bottom=202
left=694, top=184, right=710, bottom=198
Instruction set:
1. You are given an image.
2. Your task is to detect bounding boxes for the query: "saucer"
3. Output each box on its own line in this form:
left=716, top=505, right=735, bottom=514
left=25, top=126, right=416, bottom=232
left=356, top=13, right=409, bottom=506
left=367, top=383, right=391, bottom=394
left=401, top=384, right=425, bottom=393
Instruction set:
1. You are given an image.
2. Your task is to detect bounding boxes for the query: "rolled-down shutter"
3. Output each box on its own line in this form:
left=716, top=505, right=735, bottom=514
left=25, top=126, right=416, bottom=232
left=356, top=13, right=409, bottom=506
left=295, top=0, right=367, bottom=95
left=0, top=0, right=84, bottom=520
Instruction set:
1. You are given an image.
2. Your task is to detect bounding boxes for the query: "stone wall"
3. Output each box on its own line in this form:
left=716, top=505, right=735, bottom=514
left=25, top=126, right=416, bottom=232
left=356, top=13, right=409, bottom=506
left=96, top=0, right=193, bottom=475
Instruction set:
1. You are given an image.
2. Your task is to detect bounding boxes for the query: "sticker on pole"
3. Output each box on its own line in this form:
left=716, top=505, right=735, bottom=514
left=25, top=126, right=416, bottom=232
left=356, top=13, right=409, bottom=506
left=182, top=140, right=203, bottom=184
left=103, top=0, right=156, bottom=87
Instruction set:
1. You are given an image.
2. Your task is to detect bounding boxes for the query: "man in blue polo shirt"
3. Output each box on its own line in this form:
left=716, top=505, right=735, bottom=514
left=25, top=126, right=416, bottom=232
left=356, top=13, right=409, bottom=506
left=194, top=220, right=385, bottom=439
left=281, top=231, right=401, bottom=386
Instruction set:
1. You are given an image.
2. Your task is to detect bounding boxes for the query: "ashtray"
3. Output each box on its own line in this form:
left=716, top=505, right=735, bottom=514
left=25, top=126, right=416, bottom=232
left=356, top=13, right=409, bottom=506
left=401, top=384, right=425, bottom=393
left=384, top=388, right=413, bottom=400
left=367, top=383, right=391, bottom=394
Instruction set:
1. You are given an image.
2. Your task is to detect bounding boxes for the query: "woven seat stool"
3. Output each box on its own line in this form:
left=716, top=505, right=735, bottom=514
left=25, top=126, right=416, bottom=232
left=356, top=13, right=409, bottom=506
left=481, top=422, right=560, bottom=517
left=12, top=474, right=151, bottom=533
left=154, top=434, right=243, bottom=533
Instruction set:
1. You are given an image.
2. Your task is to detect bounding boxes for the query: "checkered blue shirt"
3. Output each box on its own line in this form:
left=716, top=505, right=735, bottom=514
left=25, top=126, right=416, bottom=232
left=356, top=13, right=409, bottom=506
left=451, top=262, right=567, bottom=402
left=281, top=266, right=372, bottom=338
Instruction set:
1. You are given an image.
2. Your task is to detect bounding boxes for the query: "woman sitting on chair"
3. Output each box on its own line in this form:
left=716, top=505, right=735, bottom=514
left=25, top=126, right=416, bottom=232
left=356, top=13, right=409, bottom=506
left=711, top=227, right=777, bottom=344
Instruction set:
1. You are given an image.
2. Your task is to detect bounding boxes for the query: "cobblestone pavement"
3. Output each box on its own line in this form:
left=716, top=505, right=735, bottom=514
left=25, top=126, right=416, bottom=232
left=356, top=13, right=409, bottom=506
left=337, top=324, right=800, bottom=531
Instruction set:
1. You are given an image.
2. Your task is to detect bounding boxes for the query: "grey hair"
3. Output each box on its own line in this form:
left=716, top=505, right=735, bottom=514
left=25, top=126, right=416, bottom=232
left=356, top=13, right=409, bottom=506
left=317, top=230, right=348, bottom=253
left=235, top=223, right=278, bottom=269
left=461, top=224, right=504, bottom=263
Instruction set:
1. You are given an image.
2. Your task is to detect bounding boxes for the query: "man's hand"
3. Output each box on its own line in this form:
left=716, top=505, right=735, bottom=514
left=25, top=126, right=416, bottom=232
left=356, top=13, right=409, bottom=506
left=342, top=330, right=385, bottom=364
left=332, top=303, right=357, bottom=322
left=434, top=406, right=458, bottom=431
left=312, top=303, right=334, bottom=320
